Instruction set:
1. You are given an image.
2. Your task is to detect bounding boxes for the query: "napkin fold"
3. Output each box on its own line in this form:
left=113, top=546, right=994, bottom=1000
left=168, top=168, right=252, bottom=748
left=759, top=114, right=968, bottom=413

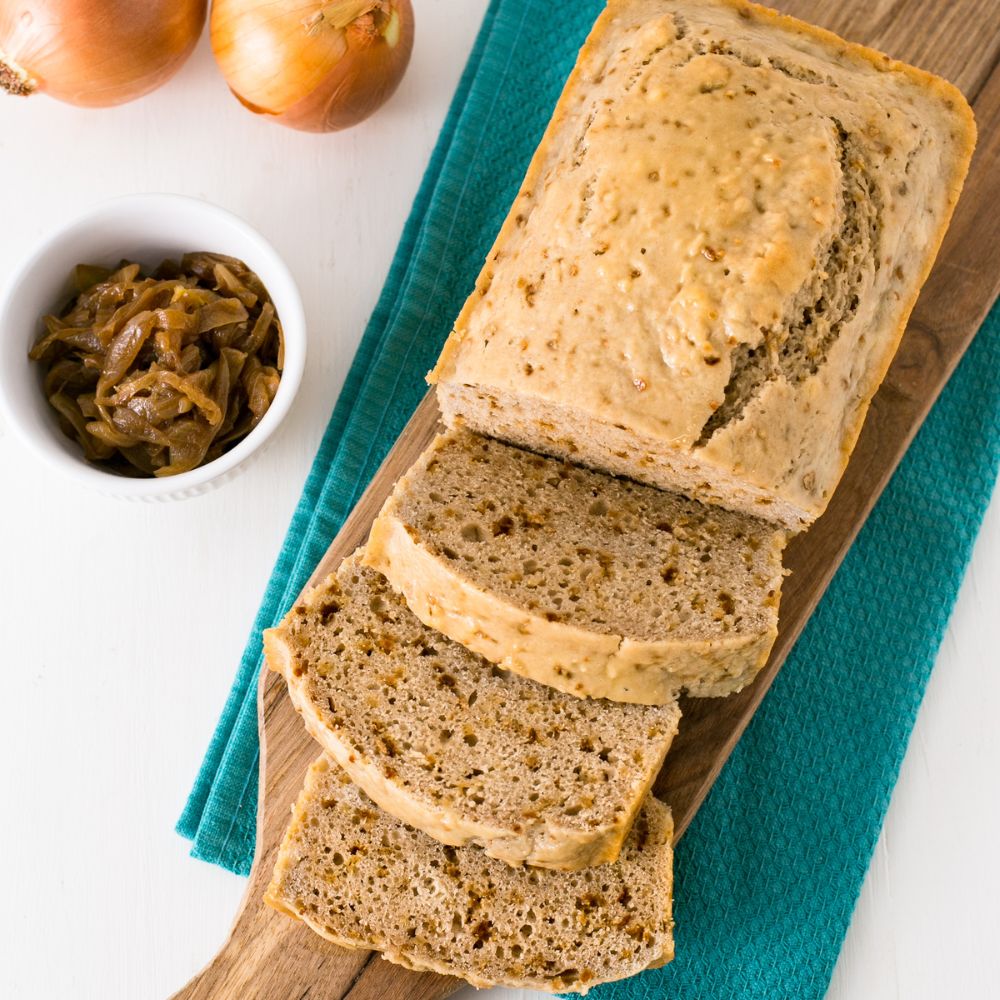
left=178, top=1, right=1000, bottom=995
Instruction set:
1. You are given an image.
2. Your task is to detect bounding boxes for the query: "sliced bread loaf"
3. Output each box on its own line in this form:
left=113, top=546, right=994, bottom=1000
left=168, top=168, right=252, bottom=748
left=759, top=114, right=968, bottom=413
left=364, top=429, right=786, bottom=704
left=266, top=756, right=674, bottom=993
left=430, top=0, right=975, bottom=530
left=263, top=553, right=681, bottom=869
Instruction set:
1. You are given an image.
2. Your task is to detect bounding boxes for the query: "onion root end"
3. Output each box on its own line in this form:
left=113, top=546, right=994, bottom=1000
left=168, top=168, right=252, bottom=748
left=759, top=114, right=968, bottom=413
left=0, top=51, right=35, bottom=97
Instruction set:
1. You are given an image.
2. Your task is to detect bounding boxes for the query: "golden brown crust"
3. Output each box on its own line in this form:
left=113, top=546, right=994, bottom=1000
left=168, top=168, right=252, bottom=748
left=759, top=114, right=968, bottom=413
left=701, top=0, right=977, bottom=502
left=432, top=0, right=977, bottom=529
left=433, top=0, right=976, bottom=378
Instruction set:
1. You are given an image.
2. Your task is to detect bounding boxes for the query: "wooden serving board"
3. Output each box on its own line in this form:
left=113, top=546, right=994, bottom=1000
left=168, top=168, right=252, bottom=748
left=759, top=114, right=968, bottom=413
left=171, top=2, right=1000, bottom=997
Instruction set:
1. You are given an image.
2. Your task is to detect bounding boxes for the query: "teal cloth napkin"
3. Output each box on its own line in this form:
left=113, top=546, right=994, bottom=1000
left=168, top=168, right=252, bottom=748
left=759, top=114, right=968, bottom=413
left=178, top=1, right=1000, bottom=995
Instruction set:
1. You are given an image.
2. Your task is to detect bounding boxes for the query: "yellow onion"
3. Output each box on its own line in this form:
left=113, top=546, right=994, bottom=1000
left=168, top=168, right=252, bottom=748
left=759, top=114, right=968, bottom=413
left=0, top=0, right=206, bottom=107
left=211, top=0, right=414, bottom=133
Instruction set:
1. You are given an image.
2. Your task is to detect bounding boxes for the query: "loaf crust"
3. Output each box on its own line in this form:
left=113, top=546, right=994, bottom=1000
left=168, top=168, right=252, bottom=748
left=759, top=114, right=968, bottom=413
left=365, top=429, right=785, bottom=703
left=431, top=0, right=976, bottom=530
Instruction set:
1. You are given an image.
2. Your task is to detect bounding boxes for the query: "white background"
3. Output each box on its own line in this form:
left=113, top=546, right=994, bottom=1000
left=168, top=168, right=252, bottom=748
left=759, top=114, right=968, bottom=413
left=1, top=3, right=997, bottom=998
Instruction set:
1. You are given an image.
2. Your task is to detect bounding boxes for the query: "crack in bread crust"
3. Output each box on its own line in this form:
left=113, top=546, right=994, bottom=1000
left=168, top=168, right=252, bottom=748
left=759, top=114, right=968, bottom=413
left=698, top=121, right=881, bottom=443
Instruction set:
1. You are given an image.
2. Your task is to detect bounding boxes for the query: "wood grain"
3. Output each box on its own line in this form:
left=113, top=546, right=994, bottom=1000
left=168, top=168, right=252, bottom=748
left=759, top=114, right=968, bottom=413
left=170, top=2, right=1000, bottom=997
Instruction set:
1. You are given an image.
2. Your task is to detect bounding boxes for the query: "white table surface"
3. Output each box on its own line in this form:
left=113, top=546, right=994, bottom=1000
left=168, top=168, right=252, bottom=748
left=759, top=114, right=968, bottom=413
left=1, top=4, right=997, bottom=998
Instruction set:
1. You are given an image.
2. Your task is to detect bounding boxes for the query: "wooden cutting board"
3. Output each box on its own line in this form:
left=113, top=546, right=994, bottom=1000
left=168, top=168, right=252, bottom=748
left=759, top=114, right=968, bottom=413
left=171, top=2, right=1000, bottom=997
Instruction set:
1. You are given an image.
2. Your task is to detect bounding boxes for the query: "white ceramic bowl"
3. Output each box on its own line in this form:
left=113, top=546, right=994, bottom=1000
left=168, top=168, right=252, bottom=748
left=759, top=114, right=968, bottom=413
left=0, top=194, right=305, bottom=501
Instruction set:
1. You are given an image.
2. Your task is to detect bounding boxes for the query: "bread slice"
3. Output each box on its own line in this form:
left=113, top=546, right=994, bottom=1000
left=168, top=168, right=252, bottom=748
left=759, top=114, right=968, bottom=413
left=266, top=756, right=674, bottom=994
left=263, top=554, right=680, bottom=869
left=430, top=0, right=976, bottom=530
left=364, top=428, right=785, bottom=704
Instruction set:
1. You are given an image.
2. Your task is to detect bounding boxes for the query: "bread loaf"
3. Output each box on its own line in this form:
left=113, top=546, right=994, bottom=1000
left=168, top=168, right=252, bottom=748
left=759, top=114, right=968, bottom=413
left=431, top=0, right=975, bottom=530
left=264, top=554, right=681, bottom=869
left=365, top=428, right=785, bottom=703
left=266, top=756, right=675, bottom=994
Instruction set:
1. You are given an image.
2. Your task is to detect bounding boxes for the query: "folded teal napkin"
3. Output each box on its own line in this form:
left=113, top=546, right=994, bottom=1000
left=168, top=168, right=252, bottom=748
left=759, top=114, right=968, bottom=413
left=178, top=1, right=1000, bottom=995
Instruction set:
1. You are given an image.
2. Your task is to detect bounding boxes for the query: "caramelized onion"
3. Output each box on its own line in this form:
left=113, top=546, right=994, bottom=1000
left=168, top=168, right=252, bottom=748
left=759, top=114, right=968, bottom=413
left=29, top=254, right=283, bottom=477
left=0, top=0, right=206, bottom=107
left=211, top=0, right=414, bottom=132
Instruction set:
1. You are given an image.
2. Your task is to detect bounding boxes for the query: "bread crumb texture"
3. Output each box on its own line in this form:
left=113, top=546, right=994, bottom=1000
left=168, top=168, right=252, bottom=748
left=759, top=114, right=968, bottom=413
left=367, top=428, right=785, bottom=701
left=386, top=429, right=782, bottom=641
left=266, top=757, right=675, bottom=993
left=268, top=554, right=680, bottom=868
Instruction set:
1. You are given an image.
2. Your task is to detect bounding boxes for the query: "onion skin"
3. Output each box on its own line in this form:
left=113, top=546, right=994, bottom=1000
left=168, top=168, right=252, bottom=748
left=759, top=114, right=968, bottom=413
left=212, top=0, right=414, bottom=133
left=0, top=0, right=206, bottom=107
